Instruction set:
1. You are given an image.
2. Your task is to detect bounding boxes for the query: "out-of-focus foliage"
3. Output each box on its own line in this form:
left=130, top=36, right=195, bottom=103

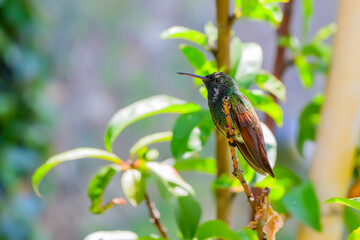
left=347, top=228, right=360, bottom=240
left=293, top=1, right=336, bottom=156
left=0, top=0, right=51, bottom=239
left=88, top=164, right=122, bottom=214
left=32, top=148, right=122, bottom=196
left=171, top=110, right=214, bottom=159
left=344, top=206, right=360, bottom=234
left=104, top=95, right=201, bottom=152
left=196, top=220, right=255, bottom=240
left=326, top=197, right=360, bottom=239
left=297, top=94, right=324, bottom=155
left=326, top=197, right=360, bottom=211
left=30, top=0, right=339, bottom=239
left=236, top=0, right=283, bottom=27
left=283, top=181, right=321, bottom=231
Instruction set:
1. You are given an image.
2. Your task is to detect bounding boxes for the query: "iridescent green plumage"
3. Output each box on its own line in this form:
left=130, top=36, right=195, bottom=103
left=178, top=72, right=274, bottom=177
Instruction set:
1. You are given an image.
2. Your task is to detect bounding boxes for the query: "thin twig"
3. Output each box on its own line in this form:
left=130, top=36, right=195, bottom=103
left=222, top=98, right=276, bottom=239
left=144, top=192, right=168, bottom=239
left=222, top=97, right=255, bottom=210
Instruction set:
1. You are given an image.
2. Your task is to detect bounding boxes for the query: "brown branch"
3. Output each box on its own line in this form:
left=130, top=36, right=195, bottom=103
left=214, top=0, right=234, bottom=225
left=222, top=97, right=273, bottom=239
left=144, top=192, right=168, bottom=238
left=222, top=97, right=255, bottom=210
left=264, top=0, right=295, bottom=132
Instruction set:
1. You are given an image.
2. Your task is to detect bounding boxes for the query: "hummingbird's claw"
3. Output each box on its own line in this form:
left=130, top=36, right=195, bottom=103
left=227, top=130, right=235, bottom=139
left=229, top=141, right=237, bottom=147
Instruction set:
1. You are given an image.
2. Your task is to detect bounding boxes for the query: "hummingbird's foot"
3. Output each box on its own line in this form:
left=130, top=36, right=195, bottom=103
left=226, top=129, right=235, bottom=139
left=228, top=141, right=237, bottom=147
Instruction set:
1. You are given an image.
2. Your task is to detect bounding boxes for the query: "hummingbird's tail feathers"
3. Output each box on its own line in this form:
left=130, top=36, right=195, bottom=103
left=236, top=141, right=269, bottom=176
left=258, top=139, right=275, bottom=178
left=236, top=140, right=275, bottom=178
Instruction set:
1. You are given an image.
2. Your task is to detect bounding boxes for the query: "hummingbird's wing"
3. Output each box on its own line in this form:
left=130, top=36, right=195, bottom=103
left=230, top=94, right=275, bottom=177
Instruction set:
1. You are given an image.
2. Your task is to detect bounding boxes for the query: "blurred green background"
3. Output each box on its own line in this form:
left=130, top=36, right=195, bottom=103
left=0, top=0, right=338, bottom=239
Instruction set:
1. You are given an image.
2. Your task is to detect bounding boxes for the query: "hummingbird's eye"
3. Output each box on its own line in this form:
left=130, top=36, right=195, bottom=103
left=215, top=78, right=221, bottom=83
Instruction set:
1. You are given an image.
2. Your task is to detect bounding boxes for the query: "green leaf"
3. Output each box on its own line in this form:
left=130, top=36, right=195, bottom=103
left=199, top=86, right=208, bottom=99
left=242, top=0, right=283, bottom=26
left=347, top=227, right=360, bottom=240
left=255, top=70, right=286, bottom=101
left=283, top=181, right=321, bottom=231
left=235, top=0, right=242, bottom=9
left=344, top=206, right=360, bottom=233
left=230, top=38, right=263, bottom=89
left=204, top=21, right=217, bottom=47
left=295, top=55, right=313, bottom=88
left=174, top=157, right=216, bottom=174
left=105, top=95, right=201, bottom=152
left=213, top=174, right=240, bottom=190
left=145, top=149, right=160, bottom=161
left=301, top=44, right=332, bottom=75
left=255, top=165, right=301, bottom=213
left=230, top=37, right=243, bottom=79
left=121, top=169, right=146, bottom=207
left=180, top=45, right=206, bottom=70
left=146, top=161, right=195, bottom=197
left=243, top=89, right=283, bottom=126
left=88, top=164, right=122, bottom=214
left=302, top=41, right=332, bottom=76
left=278, top=35, right=300, bottom=52
left=238, top=152, right=256, bottom=183
left=313, top=23, right=337, bottom=44
left=171, top=110, right=214, bottom=159
left=160, top=26, right=207, bottom=46
left=175, top=195, right=202, bottom=239
left=301, top=0, right=313, bottom=40
left=193, top=60, right=218, bottom=87
left=129, top=131, right=173, bottom=157
left=297, top=94, right=324, bottom=155
left=32, top=148, right=122, bottom=197
left=326, top=197, right=360, bottom=211
left=196, top=220, right=241, bottom=240
left=83, top=231, right=138, bottom=240
left=236, top=227, right=258, bottom=240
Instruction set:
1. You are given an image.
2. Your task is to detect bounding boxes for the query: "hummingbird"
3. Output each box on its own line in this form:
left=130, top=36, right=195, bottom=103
left=178, top=72, right=274, bottom=177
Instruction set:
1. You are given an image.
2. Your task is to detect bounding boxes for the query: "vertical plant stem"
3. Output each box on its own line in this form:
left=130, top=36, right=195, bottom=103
left=215, top=0, right=233, bottom=225
left=264, top=0, right=294, bottom=132
left=144, top=192, right=168, bottom=239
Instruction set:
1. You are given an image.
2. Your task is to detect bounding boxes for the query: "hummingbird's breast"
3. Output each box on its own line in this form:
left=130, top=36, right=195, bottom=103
left=207, top=85, right=231, bottom=136
left=207, top=85, right=244, bottom=141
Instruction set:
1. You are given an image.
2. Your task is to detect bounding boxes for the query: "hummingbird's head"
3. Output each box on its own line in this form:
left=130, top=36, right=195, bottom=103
left=178, top=71, right=237, bottom=90
left=177, top=71, right=238, bottom=102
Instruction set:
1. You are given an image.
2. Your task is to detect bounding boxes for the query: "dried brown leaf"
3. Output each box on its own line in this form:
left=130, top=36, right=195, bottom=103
left=263, top=205, right=284, bottom=240
left=247, top=221, right=258, bottom=229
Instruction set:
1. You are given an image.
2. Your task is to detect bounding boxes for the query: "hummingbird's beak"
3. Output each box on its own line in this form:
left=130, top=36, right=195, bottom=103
left=177, top=72, right=208, bottom=81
